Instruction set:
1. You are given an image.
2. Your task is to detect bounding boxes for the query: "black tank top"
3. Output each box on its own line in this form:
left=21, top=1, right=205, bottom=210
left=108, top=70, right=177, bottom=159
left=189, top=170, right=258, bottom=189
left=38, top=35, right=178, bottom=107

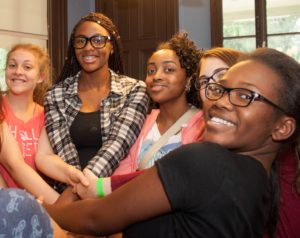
left=70, top=111, right=102, bottom=168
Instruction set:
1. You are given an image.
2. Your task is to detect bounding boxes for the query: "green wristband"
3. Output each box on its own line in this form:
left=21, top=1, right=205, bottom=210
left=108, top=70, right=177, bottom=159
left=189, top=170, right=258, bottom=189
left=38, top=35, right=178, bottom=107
left=96, top=178, right=105, bottom=198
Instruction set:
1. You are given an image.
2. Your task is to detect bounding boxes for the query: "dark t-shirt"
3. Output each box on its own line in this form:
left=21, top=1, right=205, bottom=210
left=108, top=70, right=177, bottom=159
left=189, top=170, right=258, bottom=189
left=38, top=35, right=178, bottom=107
left=124, top=142, right=270, bottom=238
left=70, top=111, right=102, bottom=168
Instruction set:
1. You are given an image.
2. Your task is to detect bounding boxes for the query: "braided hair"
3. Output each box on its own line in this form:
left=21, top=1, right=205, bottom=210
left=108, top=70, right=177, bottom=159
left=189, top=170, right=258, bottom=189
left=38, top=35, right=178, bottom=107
left=57, top=12, right=124, bottom=83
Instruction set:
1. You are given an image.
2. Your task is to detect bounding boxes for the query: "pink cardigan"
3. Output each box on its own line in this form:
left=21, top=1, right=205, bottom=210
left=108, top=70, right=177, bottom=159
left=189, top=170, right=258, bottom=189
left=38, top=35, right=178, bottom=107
left=113, top=108, right=205, bottom=175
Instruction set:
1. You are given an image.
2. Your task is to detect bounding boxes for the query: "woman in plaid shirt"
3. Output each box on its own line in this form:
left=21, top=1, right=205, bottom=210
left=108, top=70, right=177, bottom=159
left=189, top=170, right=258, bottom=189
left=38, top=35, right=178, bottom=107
left=44, top=12, right=149, bottom=192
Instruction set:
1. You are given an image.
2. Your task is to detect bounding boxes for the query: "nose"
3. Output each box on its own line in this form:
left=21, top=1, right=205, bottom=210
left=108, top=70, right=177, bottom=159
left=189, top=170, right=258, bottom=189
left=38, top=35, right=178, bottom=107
left=214, top=92, right=234, bottom=111
left=14, top=66, right=24, bottom=75
left=152, top=69, right=164, bottom=82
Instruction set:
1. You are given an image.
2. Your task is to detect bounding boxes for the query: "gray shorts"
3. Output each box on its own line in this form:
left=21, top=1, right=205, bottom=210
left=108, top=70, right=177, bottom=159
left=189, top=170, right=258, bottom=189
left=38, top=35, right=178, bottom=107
left=0, top=188, right=53, bottom=238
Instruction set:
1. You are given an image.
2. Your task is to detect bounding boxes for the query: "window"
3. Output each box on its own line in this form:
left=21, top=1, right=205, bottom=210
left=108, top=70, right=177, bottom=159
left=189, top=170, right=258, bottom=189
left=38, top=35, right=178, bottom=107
left=210, top=0, right=300, bottom=62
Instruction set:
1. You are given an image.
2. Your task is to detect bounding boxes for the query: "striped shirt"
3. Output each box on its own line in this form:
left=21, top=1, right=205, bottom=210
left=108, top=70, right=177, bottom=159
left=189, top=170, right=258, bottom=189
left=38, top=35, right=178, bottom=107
left=44, top=70, right=149, bottom=190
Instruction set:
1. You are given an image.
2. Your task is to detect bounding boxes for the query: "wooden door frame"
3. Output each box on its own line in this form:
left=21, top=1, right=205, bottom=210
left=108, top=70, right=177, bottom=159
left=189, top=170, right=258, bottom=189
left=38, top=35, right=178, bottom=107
left=95, top=0, right=179, bottom=38
left=47, top=0, right=68, bottom=81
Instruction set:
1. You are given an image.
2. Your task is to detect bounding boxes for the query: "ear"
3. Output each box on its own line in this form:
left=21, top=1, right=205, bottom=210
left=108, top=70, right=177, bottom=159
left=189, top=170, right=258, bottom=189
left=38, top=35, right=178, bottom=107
left=110, top=49, right=114, bottom=55
left=37, top=73, right=45, bottom=84
left=272, top=116, right=296, bottom=141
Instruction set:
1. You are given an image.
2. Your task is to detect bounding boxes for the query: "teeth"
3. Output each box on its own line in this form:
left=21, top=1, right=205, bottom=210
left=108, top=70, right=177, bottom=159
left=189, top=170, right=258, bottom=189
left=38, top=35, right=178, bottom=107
left=211, top=117, right=235, bottom=127
left=83, top=56, right=95, bottom=60
left=12, top=79, right=25, bottom=83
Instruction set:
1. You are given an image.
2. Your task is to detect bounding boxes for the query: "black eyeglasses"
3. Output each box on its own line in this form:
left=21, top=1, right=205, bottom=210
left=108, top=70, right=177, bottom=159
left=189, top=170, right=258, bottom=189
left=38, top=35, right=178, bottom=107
left=73, top=35, right=112, bottom=49
left=205, top=83, right=286, bottom=113
left=195, top=67, right=228, bottom=90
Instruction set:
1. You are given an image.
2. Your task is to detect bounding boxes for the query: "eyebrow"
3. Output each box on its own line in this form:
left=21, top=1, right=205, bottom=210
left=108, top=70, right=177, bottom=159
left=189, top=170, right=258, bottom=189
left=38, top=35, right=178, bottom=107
left=199, top=67, right=227, bottom=77
left=219, top=78, right=260, bottom=91
left=8, top=58, right=33, bottom=63
left=147, top=60, right=177, bottom=66
left=74, top=34, right=104, bottom=37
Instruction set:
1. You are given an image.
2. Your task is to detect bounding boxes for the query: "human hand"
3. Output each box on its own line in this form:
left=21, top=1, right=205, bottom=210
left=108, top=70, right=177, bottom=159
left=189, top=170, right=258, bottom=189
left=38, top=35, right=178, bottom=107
left=66, top=166, right=89, bottom=188
left=75, top=168, right=98, bottom=199
left=55, top=187, right=80, bottom=205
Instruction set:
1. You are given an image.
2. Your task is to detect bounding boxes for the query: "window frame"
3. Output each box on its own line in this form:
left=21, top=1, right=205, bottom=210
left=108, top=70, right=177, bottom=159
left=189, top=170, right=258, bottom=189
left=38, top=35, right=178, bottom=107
left=210, top=0, right=300, bottom=48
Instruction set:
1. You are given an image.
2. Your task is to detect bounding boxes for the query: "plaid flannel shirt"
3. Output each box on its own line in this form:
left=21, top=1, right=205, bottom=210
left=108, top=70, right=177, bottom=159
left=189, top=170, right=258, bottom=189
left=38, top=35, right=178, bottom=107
left=44, top=70, right=149, bottom=181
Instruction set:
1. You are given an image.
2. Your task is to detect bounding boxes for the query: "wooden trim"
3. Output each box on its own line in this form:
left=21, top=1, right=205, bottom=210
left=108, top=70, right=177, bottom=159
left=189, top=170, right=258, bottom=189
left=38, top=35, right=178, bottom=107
left=255, top=0, right=267, bottom=47
left=166, top=0, right=179, bottom=39
left=47, top=0, right=68, bottom=80
left=95, top=0, right=105, bottom=12
left=0, top=29, right=47, bottom=40
left=210, top=0, right=223, bottom=47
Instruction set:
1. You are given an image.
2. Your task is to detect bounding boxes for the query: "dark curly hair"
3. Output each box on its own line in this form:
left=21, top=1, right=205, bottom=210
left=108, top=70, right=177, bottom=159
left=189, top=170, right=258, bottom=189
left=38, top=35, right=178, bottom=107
left=156, top=32, right=203, bottom=108
left=56, top=12, right=124, bottom=83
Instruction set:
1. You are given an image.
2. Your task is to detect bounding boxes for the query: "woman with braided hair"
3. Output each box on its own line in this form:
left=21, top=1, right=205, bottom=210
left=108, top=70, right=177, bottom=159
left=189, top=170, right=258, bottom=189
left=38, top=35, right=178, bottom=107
left=44, top=12, right=149, bottom=192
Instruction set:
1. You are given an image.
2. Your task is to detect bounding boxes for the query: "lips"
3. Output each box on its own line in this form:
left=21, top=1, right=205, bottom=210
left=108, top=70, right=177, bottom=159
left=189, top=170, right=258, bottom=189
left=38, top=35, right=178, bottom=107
left=149, top=84, right=167, bottom=92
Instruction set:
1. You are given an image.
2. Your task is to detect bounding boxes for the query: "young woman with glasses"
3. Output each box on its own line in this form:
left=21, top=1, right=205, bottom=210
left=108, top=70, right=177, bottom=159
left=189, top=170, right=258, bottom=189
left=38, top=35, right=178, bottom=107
left=195, top=47, right=244, bottom=101
left=44, top=12, right=149, bottom=192
left=68, top=32, right=205, bottom=201
left=199, top=49, right=300, bottom=238
left=44, top=48, right=300, bottom=238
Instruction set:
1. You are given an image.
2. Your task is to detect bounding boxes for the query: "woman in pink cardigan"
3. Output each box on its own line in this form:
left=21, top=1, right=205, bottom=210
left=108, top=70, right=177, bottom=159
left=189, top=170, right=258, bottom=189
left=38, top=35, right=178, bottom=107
left=113, top=108, right=203, bottom=175
left=113, top=32, right=204, bottom=175
left=74, top=46, right=244, bottom=199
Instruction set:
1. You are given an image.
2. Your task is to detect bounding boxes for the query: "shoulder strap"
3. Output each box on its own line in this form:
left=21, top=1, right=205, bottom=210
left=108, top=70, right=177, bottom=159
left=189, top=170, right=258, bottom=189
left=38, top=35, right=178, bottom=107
left=138, top=108, right=198, bottom=170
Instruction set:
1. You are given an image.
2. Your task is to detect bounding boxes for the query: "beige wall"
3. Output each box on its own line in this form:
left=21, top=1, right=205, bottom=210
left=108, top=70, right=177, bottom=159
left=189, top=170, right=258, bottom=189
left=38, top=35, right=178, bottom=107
left=0, top=0, right=47, bottom=88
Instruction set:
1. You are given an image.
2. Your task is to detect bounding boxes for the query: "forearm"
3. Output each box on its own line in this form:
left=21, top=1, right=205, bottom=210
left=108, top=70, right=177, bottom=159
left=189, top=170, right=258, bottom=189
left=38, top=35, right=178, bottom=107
left=111, top=170, right=144, bottom=191
left=6, top=161, right=59, bottom=203
left=0, top=123, right=59, bottom=203
left=45, top=199, right=112, bottom=236
left=35, top=127, right=88, bottom=189
left=76, top=169, right=144, bottom=199
left=37, top=154, right=71, bottom=183
left=46, top=167, right=171, bottom=235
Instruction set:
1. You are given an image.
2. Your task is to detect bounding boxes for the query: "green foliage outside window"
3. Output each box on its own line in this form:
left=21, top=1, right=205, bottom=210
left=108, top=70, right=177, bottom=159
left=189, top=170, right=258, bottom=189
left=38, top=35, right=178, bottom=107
left=223, top=14, right=300, bottom=62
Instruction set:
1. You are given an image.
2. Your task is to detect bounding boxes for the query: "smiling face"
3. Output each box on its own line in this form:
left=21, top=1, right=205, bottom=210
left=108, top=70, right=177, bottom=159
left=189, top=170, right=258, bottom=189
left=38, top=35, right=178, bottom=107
left=74, top=21, right=113, bottom=74
left=145, top=49, right=188, bottom=105
left=5, top=49, right=42, bottom=96
left=203, top=60, right=285, bottom=154
left=199, top=56, right=229, bottom=100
